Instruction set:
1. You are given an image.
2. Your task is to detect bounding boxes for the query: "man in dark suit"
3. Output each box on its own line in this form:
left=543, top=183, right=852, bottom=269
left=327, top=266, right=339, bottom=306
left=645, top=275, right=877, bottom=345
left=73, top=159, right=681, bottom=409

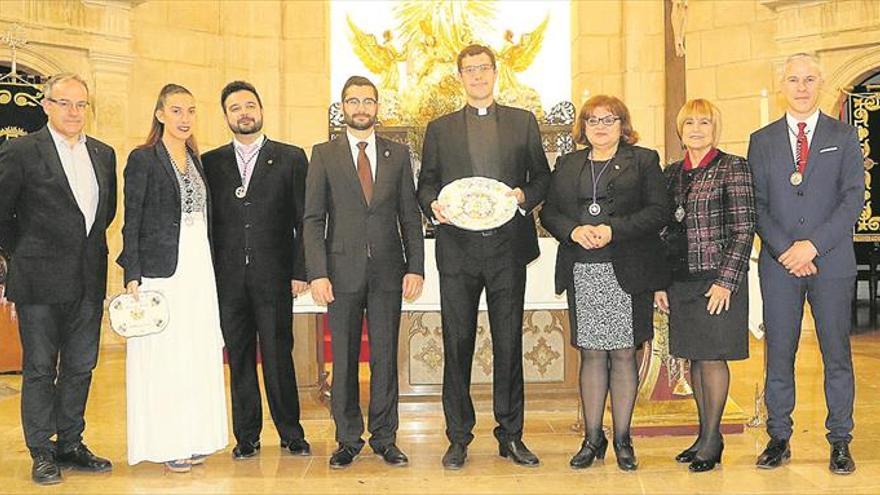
left=202, top=81, right=310, bottom=460
left=304, top=75, right=424, bottom=469
left=416, top=44, right=550, bottom=469
left=749, top=53, right=863, bottom=474
left=0, top=73, right=115, bottom=484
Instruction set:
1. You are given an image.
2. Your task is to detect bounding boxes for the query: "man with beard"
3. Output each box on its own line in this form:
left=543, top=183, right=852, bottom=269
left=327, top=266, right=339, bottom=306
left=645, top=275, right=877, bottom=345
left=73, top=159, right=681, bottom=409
left=202, top=80, right=311, bottom=460
left=303, top=75, right=424, bottom=469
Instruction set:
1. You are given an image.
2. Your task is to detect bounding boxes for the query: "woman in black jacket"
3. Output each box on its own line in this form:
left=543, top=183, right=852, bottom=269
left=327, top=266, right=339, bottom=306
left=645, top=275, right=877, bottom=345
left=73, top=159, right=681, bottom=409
left=117, top=84, right=227, bottom=472
left=540, top=95, right=668, bottom=471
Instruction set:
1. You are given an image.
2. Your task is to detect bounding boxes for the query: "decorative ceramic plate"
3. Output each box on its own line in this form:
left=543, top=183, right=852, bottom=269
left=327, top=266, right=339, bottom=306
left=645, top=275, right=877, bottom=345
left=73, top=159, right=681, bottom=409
left=108, top=291, right=169, bottom=338
left=438, top=177, right=518, bottom=231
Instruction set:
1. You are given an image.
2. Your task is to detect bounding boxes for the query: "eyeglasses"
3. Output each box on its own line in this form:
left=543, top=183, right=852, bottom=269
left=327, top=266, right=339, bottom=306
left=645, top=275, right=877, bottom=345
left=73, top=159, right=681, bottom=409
left=343, top=97, right=377, bottom=108
left=585, top=115, right=621, bottom=127
left=460, top=64, right=494, bottom=75
left=45, top=98, right=90, bottom=112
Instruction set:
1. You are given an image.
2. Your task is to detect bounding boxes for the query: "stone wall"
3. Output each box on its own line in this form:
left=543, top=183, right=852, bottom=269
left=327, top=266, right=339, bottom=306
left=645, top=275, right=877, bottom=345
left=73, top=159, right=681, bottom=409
left=571, top=0, right=880, bottom=159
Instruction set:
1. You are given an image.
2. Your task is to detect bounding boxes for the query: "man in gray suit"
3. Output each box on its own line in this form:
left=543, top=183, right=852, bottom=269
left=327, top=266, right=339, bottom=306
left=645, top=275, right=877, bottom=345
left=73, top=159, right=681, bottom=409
left=304, top=76, right=424, bottom=469
left=749, top=53, right=863, bottom=474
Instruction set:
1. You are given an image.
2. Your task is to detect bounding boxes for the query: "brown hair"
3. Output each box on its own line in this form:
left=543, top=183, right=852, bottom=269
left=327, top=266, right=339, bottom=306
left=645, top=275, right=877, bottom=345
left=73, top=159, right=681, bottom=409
left=572, top=94, right=639, bottom=146
left=676, top=98, right=722, bottom=147
left=456, top=44, right=496, bottom=72
left=341, top=75, right=378, bottom=101
left=140, top=83, right=198, bottom=154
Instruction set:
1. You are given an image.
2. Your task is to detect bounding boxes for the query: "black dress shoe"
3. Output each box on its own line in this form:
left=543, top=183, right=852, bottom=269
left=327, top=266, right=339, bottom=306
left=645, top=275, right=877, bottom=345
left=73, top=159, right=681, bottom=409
left=829, top=441, right=855, bottom=475
left=498, top=439, right=540, bottom=467
left=232, top=440, right=261, bottom=460
left=570, top=436, right=608, bottom=469
left=329, top=444, right=360, bottom=469
left=756, top=438, right=790, bottom=469
left=56, top=444, right=112, bottom=473
left=613, top=437, right=639, bottom=471
left=31, top=452, right=62, bottom=485
left=442, top=443, right=467, bottom=470
left=689, top=443, right=724, bottom=473
left=374, top=444, right=409, bottom=467
left=281, top=438, right=311, bottom=456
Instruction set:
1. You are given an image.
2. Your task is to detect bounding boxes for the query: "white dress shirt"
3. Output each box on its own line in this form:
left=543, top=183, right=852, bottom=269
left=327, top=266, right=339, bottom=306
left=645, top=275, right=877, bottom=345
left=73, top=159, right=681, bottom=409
left=346, top=129, right=377, bottom=181
left=232, top=133, right=266, bottom=191
left=48, top=125, right=98, bottom=234
left=785, top=109, right=820, bottom=164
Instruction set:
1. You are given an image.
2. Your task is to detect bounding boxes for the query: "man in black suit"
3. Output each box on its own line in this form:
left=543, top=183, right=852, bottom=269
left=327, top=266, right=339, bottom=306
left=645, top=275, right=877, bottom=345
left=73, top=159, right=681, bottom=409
left=304, top=76, right=424, bottom=469
left=202, top=81, right=310, bottom=460
left=749, top=53, right=863, bottom=474
left=0, top=73, right=115, bottom=484
left=417, top=44, right=550, bottom=469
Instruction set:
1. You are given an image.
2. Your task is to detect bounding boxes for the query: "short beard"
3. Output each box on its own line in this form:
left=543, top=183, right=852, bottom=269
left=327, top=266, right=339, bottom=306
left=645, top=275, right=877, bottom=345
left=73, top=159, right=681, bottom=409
left=230, top=118, right=263, bottom=135
left=344, top=113, right=375, bottom=131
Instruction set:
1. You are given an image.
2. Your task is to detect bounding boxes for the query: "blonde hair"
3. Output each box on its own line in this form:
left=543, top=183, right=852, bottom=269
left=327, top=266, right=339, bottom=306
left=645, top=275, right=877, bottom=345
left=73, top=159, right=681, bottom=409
left=676, top=98, right=722, bottom=147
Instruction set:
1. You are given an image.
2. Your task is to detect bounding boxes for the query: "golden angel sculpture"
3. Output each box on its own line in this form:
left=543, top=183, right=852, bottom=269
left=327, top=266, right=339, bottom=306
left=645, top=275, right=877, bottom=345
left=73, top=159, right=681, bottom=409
left=347, top=17, right=406, bottom=93
left=496, top=16, right=548, bottom=119
left=346, top=0, right=548, bottom=126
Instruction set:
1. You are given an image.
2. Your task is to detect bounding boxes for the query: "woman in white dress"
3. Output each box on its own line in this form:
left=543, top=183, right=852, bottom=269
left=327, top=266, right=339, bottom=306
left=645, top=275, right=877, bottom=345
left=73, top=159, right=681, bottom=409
left=117, top=84, right=228, bottom=472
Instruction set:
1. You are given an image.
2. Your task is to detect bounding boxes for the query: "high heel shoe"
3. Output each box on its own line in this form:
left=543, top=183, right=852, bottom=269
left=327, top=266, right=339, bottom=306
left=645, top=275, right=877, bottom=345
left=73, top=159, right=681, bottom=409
left=570, top=436, right=608, bottom=469
left=613, top=437, right=639, bottom=471
left=675, top=446, right=699, bottom=464
left=689, top=443, right=724, bottom=473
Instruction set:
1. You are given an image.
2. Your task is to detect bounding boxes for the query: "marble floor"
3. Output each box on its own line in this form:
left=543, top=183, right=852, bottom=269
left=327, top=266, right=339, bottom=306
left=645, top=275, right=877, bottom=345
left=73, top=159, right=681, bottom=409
left=0, top=324, right=879, bottom=494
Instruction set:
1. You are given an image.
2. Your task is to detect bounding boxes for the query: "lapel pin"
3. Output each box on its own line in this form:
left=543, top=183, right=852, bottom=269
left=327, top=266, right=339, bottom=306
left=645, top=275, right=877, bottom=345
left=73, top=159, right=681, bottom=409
left=383, top=149, right=391, bottom=158
left=614, top=164, right=620, bottom=170
left=267, top=159, right=273, bottom=166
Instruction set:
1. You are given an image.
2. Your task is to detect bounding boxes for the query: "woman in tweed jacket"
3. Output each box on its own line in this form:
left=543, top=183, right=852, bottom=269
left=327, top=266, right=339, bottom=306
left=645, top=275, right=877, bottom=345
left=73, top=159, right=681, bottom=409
left=654, top=99, right=756, bottom=472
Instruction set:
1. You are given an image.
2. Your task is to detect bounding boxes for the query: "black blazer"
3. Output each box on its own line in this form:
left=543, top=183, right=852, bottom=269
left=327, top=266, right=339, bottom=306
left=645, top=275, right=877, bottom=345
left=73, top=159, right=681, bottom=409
left=0, top=127, right=117, bottom=304
left=540, top=143, right=670, bottom=295
left=117, top=141, right=211, bottom=285
left=417, top=104, right=550, bottom=269
left=303, top=134, right=424, bottom=293
left=202, top=139, right=308, bottom=301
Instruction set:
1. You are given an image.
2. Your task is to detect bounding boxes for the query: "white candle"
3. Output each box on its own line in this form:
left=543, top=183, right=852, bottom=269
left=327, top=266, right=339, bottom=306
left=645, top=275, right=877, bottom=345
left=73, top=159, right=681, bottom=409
left=760, top=89, right=769, bottom=127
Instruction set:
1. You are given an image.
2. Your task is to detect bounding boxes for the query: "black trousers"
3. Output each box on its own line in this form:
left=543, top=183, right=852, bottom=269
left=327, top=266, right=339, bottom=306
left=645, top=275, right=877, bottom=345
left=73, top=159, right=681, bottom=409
left=219, top=269, right=304, bottom=446
left=438, top=233, right=527, bottom=446
left=761, top=272, right=855, bottom=444
left=327, top=261, right=402, bottom=452
left=17, top=298, right=102, bottom=457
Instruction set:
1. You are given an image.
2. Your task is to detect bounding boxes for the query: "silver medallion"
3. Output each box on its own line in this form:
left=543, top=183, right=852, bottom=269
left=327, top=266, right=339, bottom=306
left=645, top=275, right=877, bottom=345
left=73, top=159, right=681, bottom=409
left=588, top=202, right=601, bottom=216
left=235, top=186, right=246, bottom=199
left=789, top=171, right=803, bottom=186
left=674, top=205, right=686, bottom=222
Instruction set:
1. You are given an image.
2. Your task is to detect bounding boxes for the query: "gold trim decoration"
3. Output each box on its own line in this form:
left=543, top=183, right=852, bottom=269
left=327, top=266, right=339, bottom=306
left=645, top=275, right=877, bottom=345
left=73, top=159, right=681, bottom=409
left=853, top=91, right=880, bottom=238
left=347, top=0, right=549, bottom=128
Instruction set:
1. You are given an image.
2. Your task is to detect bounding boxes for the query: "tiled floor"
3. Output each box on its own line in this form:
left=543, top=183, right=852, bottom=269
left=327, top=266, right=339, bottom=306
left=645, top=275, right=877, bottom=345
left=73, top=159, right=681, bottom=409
left=0, top=324, right=878, bottom=494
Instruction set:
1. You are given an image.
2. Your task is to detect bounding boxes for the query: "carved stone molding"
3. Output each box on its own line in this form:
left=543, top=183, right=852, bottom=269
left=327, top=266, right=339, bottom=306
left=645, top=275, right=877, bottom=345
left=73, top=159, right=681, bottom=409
left=759, top=0, right=830, bottom=13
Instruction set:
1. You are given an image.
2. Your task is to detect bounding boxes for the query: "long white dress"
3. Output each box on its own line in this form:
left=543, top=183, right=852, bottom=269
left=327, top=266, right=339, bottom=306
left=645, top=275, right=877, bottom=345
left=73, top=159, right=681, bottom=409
left=126, top=154, right=228, bottom=465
